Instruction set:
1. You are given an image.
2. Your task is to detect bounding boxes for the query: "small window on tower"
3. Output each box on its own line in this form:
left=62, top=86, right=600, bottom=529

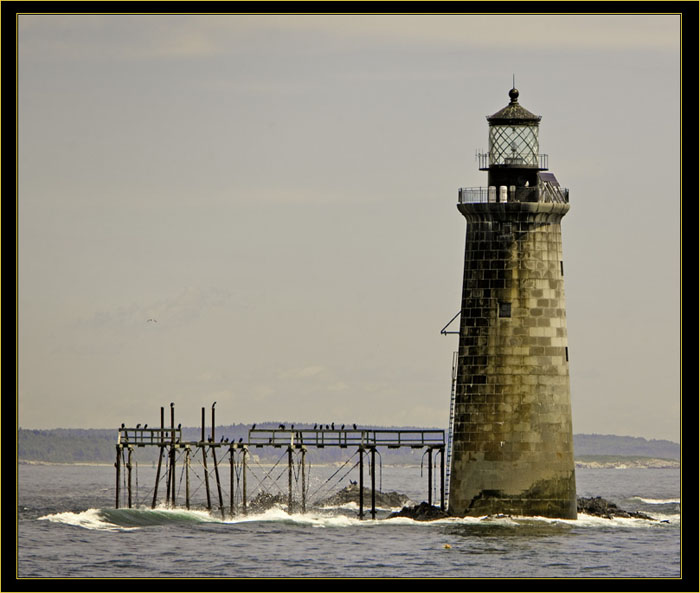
left=560, top=261, right=564, bottom=276
left=499, top=301, right=511, bottom=318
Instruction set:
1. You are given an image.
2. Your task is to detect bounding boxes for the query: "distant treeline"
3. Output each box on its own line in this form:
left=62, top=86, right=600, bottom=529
left=17, top=425, right=680, bottom=465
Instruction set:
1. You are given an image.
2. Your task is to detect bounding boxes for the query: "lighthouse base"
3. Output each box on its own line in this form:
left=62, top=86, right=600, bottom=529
left=450, top=470, right=577, bottom=519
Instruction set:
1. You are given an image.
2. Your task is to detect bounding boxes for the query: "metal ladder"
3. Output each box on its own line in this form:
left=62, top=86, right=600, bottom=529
left=444, top=351, right=458, bottom=507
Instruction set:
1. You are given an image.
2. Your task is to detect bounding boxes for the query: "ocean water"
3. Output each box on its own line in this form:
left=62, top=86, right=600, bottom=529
left=16, top=461, right=681, bottom=580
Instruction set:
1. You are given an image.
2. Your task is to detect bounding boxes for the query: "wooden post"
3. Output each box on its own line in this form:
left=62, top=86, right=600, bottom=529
left=358, top=446, right=364, bottom=519
left=428, top=447, right=433, bottom=507
left=115, top=444, right=121, bottom=509
left=229, top=446, right=235, bottom=516
left=165, top=453, right=172, bottom=506
left=170, top=403, right=176, bottom=506
left=301, top=448, right=306, bottom=514
left=185, top=446, right=191, bottom=510
left=127, top=446, right=133, bottom=509
left=211, top=447, right=225, bottom=519
left=440, top=446, right=445, bottom=511
left=242, top=447, right=248, bottom=515
left=201, top=445, right=212, bottom=511
left=210, top=402, right=225, bottom=518
left=211, top=401, right=216, bottom=442
left=201, top=407, right=211, bottom=511
left=152, top=407, right=165, bottom=509
left=370, top=447, right=376, bottom=519
left=287, top=446, right=293, bottom=514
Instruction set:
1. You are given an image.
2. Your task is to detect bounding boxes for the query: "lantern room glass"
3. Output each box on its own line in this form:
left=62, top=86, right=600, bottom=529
left=489, top=124, right=539, bottom=166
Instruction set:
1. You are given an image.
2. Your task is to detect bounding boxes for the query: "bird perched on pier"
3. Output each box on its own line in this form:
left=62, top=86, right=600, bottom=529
left=353, top=424, right=357, bottom=430
left=120, top=423, right=125, bottom=429
left=341, top=424, right=345, bottom=430
left=313, top=424, right=317, bottom=430
left=136, top=424, right=141, bottom=429
left=178, top=423, right=181, bottom=430
left=326, top=425, right=330, bottom=430
left=331, top=422, right=335, bottom=430
left=252, top=424, right=256, bottom=430
left=143, top=424, right=147, bottom=429
left=221, top=436, right=225, bottom=442
left=279, top=424, right=285, bottom=430
left=291, top=424, right=294, bottom=430
left=239, top=438, right=243, bottom=443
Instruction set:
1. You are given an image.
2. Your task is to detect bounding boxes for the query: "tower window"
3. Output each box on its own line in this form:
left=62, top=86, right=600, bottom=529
left=560, top=261, right=564, bottom=276
left=499, top=301, right=511, bottom=318
left=565, top=347, right=569, bottom=361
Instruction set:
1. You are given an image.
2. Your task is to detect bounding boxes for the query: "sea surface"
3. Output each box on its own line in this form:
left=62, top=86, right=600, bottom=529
left=16, top=461, right=681, bottom=580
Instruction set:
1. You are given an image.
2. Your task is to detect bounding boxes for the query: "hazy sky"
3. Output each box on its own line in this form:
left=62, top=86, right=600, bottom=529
left=17, top=13, right=681, bottom=441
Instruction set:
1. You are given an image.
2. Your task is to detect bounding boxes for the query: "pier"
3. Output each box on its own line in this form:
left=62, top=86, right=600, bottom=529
left=115, top=403, right=446, bottom=519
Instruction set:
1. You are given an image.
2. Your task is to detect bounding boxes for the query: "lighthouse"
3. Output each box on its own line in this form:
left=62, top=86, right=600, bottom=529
left=448, top=87, right=577, bottom=519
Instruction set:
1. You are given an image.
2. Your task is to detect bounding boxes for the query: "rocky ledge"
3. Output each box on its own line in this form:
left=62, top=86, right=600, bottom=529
left=577, top=496, right=654, bottom=520
left=318, top=483, right=411, bottom=509
left=387, top=501, right=451, bottom=521
left=386, top=496, right=657, bottom=522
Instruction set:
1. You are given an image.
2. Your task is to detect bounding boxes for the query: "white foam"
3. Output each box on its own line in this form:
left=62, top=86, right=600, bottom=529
left=37, top=506, right=680, bottom=532
left=630, top=497, right=680, bottom=505
left=223, top=506, right=366, bottom=528
left=319, top=501, right=405, bottom=513
left=38, top=509, right=134, bottom=532
left=147, top=504, right=219, bottom=522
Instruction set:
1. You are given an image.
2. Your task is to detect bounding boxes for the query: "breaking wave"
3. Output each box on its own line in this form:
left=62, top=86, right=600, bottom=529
left=629, top=496, right=680, bottom=505
left=37, top=505, right=679, bottom=532
left=38, top=506, right=218, bottom=531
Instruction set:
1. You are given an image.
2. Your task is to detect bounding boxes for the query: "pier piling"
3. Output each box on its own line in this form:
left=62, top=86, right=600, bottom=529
left=440, top=447, right=445, bottom=511
left=185, top=446, right=191, bottom=510
left=428, top=447, right=433, bottom=507
left=370, top=447, right=376, bottom=519
left=301, top=448, right=307, bottom=513
left=115, top=444, right=121, bottom=509
left=211, top=447, right=225, bottom=519
left=358, top=446, right=364, bottom=519
left=242, top=447, right=248, bottom=515
left=211, top=403, right=225, bottom=518
left=169, top=403, right=176, bottom=506
left=229, top=446, right=235, bottom=516
left=152, top=407, right=165, bottom=509
left=127, top=446, right=133, bottom=508
left=201, top=407, right=212, bottom=511
left=287, top=446, right=293, bottom=514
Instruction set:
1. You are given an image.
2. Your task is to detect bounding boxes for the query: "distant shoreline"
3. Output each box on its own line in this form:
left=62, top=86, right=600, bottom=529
left=19, top=457, right=681, bottom=469
left=575, top=457, right=680, bottom=469
left=18, top=429, right=680, bottom=465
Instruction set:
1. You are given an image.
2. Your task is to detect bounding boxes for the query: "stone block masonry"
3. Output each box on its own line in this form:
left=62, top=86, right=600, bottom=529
left=449, top=201, right=577, bottom=519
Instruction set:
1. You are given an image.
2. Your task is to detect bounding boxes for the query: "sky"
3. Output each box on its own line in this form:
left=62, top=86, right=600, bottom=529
left=17, top=13, right=681, bottom=441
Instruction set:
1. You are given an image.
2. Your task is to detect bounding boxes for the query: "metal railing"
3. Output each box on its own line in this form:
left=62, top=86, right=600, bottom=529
left=478, top=152, right=548, bottom=170
left=458, top=185, right=569, bottom=205
left=118, top=427, right=182, bottom=446
left=247, top=428, right=445, bottom=449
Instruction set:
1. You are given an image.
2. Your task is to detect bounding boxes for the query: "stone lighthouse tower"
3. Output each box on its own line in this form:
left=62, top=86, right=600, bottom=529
left=448, top=87, right=576, bottom=519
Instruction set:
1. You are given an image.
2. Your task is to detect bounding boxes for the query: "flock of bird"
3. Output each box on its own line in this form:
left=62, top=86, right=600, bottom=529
left=120, top=421, right=361, bottom=444
left=274, top=423, right=358, bottom=431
